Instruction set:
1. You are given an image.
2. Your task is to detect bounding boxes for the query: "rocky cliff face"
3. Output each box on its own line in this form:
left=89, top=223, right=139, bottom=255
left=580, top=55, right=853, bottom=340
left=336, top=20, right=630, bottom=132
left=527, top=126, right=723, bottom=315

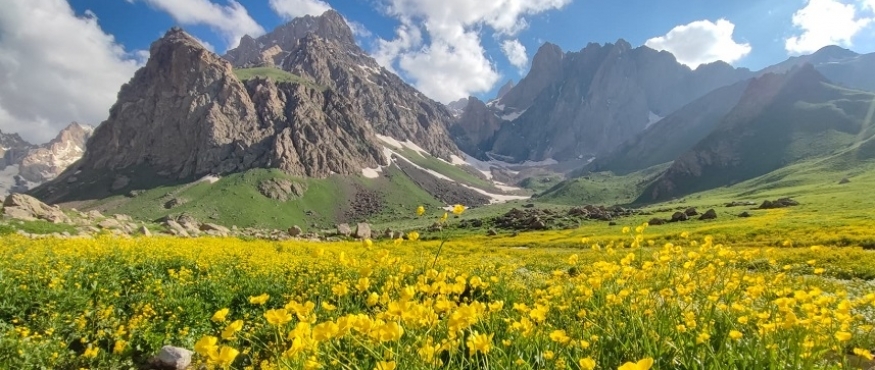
left=35, top=27, right=390, bottom=203
left=19, top=122, right=92, bottom=183
left=448, top=97, right=503, bottom=158
left=0, top=130, right=35, bottom=170
left=0, top=123, right=92, bottom=196
left=456, top=40, right=753, bottom=162
left=223, top=10, right=459, bottom=160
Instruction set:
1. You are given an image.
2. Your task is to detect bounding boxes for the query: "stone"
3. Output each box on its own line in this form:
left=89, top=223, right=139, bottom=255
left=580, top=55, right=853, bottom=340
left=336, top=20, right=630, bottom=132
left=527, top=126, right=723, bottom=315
left=336, top=223, right=352, bottom=236
left=738, top=211, right=752, bottom=218
left=164, top=220, right=190, bottom=237
left=288, top=225, right=303, bottom=237
left=684, top=207, right=698, bottom=217
left=139, top=225, right=152, bottom=237
left=759, top=198, right=800, bottom=209
left=97, top=218, right=122, bottom=229
left=113, top=214, right=133, bottom=222
left=153, top=345, right=192, bottom=370
left=648, top=217, right=666, bottom=226
left=486, top=228, right=498, bottom=236
left=200, top=223, right=230, bottom=234
left=355, top=223, right=372, bottom=239
left=164, top=198, right=185, bottom=209
left=838, top=177, right=850, bottom=184
left=698, top=209, right=717, bottom=220
left=670, top=212, right=688, bottom=222
left=2, top=193, right=70, bottom=224
left=86, top=210, right=104, bottom=219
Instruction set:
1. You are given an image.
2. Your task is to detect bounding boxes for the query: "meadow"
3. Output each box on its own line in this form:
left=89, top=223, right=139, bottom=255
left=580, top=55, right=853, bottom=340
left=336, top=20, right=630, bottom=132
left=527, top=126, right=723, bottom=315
left=1, top=218, right=874, bottom=369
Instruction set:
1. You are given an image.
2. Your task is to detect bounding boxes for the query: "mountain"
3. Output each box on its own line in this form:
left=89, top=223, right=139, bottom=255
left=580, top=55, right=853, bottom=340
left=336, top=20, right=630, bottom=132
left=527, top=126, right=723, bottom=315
left=18, top=122, right=93, bottom=184
left=0, top=130, right=35, bottom=170
left=455, top=40, right=754, bottom=163
left=641, top=64, right=875, bottom=201
left=587, top=79, right=751, bottom=175
left=0, top=123, right=92, bottom=196
left=761, top=45, right=875, bottom=92
left=30, top=14, right=523, bottom=227
left=222, top=10, right=459, bottom=160
left=495, top=80, right=515, bottom=100
left=448, top=97, right=503, bottom=158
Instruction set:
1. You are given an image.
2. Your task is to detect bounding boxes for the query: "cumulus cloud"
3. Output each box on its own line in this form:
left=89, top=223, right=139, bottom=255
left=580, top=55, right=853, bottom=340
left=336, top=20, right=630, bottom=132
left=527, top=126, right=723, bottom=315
left=785, top=0, right=873, bottom=54
left=374, top=0, right=570, bottom=103
left=136, top=0, right=264, bottom=50
left=501, top=39, right=529, bottom=71
left=269, top=0, right=332, bottom=20
left=0, top=0, right=142, bottom=144
left=645, top=19, right=751, bottom=68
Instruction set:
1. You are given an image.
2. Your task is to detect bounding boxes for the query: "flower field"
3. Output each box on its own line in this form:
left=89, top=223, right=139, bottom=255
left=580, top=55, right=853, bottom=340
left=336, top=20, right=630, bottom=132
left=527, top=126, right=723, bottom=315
left=1, top=227, right=875, bottom=369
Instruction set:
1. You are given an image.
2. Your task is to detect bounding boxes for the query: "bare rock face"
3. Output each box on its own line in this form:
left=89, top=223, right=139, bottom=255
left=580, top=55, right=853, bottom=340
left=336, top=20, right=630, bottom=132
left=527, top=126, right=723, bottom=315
left=0, top=130, right=35, bottom=170
left=224, top=10, right=459, bottom=160
left=456, top=40, right=753, bottom=162
left=18, top=122, right=92, bottom=183
left=448, top=97, right=503, bottom=158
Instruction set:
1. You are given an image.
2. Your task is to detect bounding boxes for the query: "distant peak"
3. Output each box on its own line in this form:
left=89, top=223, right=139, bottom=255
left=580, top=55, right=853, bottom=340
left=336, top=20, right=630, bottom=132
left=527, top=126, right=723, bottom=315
left=811, top=45, right=858, bottom=60
left=614, top=38, right=632, bottom=50
left=154, top=27, right=203, bottom=51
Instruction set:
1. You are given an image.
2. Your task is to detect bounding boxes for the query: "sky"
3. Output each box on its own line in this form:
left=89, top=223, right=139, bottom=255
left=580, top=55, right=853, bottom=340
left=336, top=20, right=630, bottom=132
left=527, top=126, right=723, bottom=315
left=1, top=0, right=875, bottom=144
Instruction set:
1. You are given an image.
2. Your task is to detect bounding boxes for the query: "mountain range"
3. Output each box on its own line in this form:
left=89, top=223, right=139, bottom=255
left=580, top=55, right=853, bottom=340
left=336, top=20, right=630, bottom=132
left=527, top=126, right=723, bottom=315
left=3, top=9, right=871, bottom=227
left=0, top=123, right=92, bottom=196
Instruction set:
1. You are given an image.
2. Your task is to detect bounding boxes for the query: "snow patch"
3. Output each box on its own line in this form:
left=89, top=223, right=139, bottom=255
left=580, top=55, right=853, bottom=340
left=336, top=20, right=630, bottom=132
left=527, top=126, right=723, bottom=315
left=361, top=167, right=382, bottom=179
left=500, top=108, right=527, bottom=121
left=646, top=111, right=663, bottom=129
left=198, top=175, right=221, bottom=184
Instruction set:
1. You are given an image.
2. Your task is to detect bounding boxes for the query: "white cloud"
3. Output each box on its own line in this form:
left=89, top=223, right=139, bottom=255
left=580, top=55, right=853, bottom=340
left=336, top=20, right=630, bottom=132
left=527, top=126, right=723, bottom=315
left=374, top=0, right=570, bottom=103
left=269, top=0, right=332, bottom=19
left=785, top=0, right=873, bottom=54
left=0, top=0, right=142, bottom=144
left=501, top=39, right=528, bottom=71
left=136, top=0, right=264, bottom=50
left=645, top=19, right=752, bottom=68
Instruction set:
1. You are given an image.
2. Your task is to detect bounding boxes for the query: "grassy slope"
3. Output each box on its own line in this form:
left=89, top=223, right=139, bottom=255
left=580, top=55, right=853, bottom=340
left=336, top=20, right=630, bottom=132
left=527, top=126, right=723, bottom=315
left=233, top=67, right=325, bottom=91
left=394, top=147, right=502, bottom=192
left=79, top=167, right=445, bottom=230
left=536, top=163, right=670, bottom=205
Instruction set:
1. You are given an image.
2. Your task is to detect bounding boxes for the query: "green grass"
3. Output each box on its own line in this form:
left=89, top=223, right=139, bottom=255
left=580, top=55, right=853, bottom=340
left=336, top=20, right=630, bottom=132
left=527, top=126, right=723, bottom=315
left=0, top=220, right=78, bottom=236
left=538, top=163, right=670, bottom=205
left=233, top=67, right=325, bottom=91
left=395, top=148, right=500, bottom=191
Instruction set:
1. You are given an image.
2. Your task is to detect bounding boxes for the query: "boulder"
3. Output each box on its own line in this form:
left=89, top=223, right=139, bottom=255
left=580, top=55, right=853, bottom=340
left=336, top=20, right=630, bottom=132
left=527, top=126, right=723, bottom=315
left=648, top=217, right=666, bottom=226
left=838, top=177, right=850, bottom=184
left=382, top=228, right=395, bottom=239
left=725, top=201, right=757, bottom=207
left=288, top=225, right=303, bottom=237
left=670, top=212, right=688, bottom=222
left=738, top=211, right=752, bottom=218
left=152, top=345, right=192, bottom=370
left=139, top=225, right=152, bottom=237
left=97, top=218, right=122, bottom=229
left=684, top=207, right=698, bottom=217
left=486, top=228, right=498, bottom=236
left=336, top=223, right=352, bottom=236
left=200, top=223, right=230, bottom=234
left=2, top=193, right=70, bottom=223
left=113, top=214, right=133, bottom=222
left=698, top=209, right=717, bottom=220
left=164, top=220, right=190, bottom=237
left=758, top=198, right=800, bottom=209
left=355, top=223, right=372, bottom=239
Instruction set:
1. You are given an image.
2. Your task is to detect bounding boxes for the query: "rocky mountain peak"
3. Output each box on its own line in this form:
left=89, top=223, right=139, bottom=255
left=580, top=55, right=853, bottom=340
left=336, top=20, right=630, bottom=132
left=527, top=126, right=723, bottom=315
left=223, top=10, right=355, bottom=68
left=18, top=122, right=93, bottom=184
left=496, top=80, right=515, bottom=100
left=499, top=42, right=565, bottom=109
left=0, top=130, right=35, bottom=170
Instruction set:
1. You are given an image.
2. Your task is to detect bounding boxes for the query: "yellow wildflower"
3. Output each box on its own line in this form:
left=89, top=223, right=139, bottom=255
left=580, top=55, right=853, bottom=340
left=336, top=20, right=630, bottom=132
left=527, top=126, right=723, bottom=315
left=579, top=357, right=596, bottom=370
left=211, top=308, right=230, bottom=322
left=264, top=309, right=293, bottom=326
left=452, top=204, right=465, bottom=215
left=618, top=357, right=653, bottom=370
left=466, top=332, right=493, bottom=356
left=375, top=361, right=396, bottom=370
left=249, top=293, right=269, bottom=305
left=407, top=231, right=420, bottom=241
left=416, top=205, right=425, bottom=216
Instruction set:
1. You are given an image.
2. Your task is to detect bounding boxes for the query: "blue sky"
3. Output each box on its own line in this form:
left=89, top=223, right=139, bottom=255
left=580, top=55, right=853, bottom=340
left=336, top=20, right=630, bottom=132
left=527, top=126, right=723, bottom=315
left=2, top=0, right=875, bottom=143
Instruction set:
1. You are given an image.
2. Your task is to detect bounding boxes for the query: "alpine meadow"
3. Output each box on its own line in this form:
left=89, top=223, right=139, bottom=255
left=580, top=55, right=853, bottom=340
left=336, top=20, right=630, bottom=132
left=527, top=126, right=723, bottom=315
left=1, top=1, right=875, bottom=370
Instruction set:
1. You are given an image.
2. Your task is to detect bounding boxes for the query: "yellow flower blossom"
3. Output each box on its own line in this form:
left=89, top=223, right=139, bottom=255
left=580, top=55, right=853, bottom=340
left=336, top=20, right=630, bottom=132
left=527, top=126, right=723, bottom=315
left=211, top=308, right=230, bottom=322
left=264, top=309, right=293, bottom=326
left=617, top=357, right=653, bottom=370
left=249, top=293, right=269, bottom=305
